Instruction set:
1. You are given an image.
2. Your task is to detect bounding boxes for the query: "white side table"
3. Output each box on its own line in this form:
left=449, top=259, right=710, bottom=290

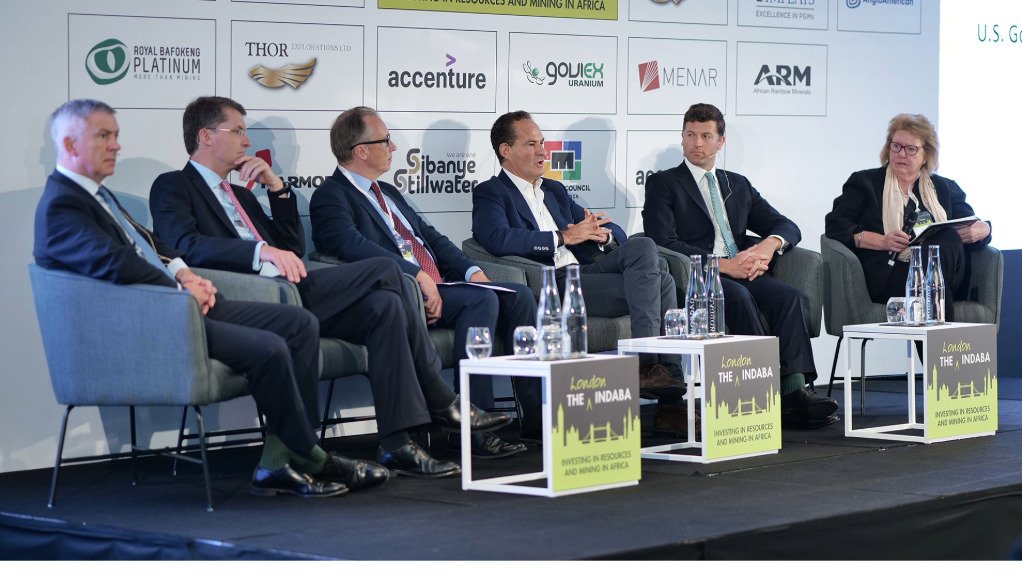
left=459, top=354, right=640, bottom=497
left=618, top=335, right=781, bottom=463
left=842, top=322, right=998, bottom=443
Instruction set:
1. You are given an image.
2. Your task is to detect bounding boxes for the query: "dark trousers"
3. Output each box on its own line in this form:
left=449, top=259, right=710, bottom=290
left=572, top=236, right=680, bottom=370
left=296, top=257, right=444, bottom=437
left=204, top=299, right=321, bottom=456
left=721, top=273, right=817, bottom=382
left=435, top=282, right=541, bottom=411
left=872, top=227, right=966, bottom=322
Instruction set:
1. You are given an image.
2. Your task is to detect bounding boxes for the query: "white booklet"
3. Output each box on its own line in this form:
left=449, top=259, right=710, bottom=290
left=910, top=215, right=979, bottom=245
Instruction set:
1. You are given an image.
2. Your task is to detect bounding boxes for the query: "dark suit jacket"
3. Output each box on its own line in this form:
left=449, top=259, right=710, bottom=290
left=642, top=162, right=801, bottom=259
left=149, top=162, right=303, bottom=273
left=825, top=166, right=991, bottom=296
left=309, top=168, right=476, bottom=280
left=35, top=170, right=180, bottom=288
left=471, top=171, right=628, bottom=265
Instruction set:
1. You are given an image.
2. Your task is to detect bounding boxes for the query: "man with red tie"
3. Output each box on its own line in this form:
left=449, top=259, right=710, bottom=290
left=150, top=96, right=510, bottom=477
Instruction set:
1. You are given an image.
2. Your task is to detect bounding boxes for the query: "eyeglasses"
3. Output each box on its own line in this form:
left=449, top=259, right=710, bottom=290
left=889, top=142, right=920, bottom=156
left=350, top=135, right=391, bottom=150
left=210, top=127, right=248, bottom=137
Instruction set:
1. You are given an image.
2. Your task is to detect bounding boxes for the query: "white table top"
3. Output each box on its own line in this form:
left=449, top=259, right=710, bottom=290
left=843, top=322, right=990, bottom=336
left=617, top=334, right=775, bottom=353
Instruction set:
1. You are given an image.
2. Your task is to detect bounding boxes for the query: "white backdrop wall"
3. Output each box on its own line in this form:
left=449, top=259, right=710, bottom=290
left=0, top=0, right=936, bottom=473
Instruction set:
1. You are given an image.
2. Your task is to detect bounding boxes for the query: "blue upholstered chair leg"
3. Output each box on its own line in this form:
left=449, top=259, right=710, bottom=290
left=47, top=405, right=74, bottom=509
left=129, top=406, right=139, bottom=486
left=193, top=405, right=214, bottom=512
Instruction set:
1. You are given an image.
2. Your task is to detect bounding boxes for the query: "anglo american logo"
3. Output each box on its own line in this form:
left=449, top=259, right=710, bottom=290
left=638, top=60, right=660, bottom=92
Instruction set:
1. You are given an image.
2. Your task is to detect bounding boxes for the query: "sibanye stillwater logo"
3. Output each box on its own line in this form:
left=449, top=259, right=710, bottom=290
left=249, top=59, right=317, bottom=89
left=387, top=53, right=487, bottom=90
left=754, top=65, right=811, bottom=86
left=392, top=148, right=479, bottom=195
left=85, top=39, right=130, bottom=85
left=522, top=60, right=604, bottom=88
left=544, top=140, right=582, bottom=181
left=638, top=60, right=660, bottom=92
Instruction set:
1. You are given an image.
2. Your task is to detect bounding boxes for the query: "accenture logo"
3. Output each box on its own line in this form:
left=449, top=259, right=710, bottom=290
left=638, top=60, right=660, bottom=92
left=544, top=140, right=582, bottom=181
left=86, top=39, right=130, bottom=85
left=387, top=53, right=486, bottom=90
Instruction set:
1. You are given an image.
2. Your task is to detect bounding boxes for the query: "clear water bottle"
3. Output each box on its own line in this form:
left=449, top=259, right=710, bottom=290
left=686, top=255, right=708, bottom=338
left=904, top=245, right=925, bottom=324
left=925, top=245, right=945, bottom=324
left=560, top=264, right=587, bottom=358
left=706, top=255, right=726, bottom=337
left=536, top=266, right=562, bottom=332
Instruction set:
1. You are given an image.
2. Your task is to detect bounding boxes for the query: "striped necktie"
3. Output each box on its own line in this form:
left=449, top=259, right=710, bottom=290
left=219, top=180, right=264, bottom=241
left=96, top=186, right=175, bottom=280
left=370, top=181, right=442, bottom=283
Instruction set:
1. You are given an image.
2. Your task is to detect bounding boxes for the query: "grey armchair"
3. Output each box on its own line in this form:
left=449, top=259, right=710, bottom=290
left=820, top=234, right=1003, bottom=407
left=29, top=264, right=253, bottom=511
left=461, top=238, right=633, bottom=352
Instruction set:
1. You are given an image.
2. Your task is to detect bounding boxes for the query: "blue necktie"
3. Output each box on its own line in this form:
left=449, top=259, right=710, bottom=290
left=706, top=171, right=738, bottom=258
left=96, top=186, right=175, bottom=280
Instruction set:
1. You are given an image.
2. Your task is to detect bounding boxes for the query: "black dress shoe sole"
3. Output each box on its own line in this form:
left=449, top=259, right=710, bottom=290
left=389, top=467, right=461, bottom=479
left=781, top=413, right=840, bottom=429
left=251, top=485, right=348, bottom=498
left=473, top=442, right=527, bottom=460
left=434, top=417, right=513, bottom=435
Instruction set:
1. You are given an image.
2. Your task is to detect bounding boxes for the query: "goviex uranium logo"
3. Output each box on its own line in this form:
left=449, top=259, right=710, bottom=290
left=544, top=140, right=582, bottom=181
left=393, top=148, right=479, bottom=195
left=85, top=37, right=201, bottom=85
left=522, top=60, right=605, bottom=88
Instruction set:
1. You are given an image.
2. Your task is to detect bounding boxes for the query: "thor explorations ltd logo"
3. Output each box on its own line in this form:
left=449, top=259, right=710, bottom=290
left=244, top=41, right=319, bottom=89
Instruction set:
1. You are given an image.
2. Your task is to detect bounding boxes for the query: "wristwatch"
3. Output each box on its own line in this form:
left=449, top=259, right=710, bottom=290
left=555, top=230, right=564, bottom=247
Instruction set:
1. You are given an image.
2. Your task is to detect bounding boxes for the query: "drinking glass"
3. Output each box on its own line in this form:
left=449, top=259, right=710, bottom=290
left=513, top=326, right=538, bottom=357
left=664, top=308, right=687, bottom=337
left=538, top=324, right=567, bottom=360
left=465, top=327, right=492, bottom=359
left=904, top=296, right=925, bottom=325
left=885, top=297, right=906, bottom=324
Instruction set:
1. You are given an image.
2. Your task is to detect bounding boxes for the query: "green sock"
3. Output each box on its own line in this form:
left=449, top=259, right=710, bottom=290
left=291, top=444, right=329, bottom=474
left=258, top=435, right=292, bottom=471
left=781, top=373, right=805, bottom=396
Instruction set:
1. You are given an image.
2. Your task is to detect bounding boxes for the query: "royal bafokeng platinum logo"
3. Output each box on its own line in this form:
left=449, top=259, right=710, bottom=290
left=86, top=39, right=130, bottom=85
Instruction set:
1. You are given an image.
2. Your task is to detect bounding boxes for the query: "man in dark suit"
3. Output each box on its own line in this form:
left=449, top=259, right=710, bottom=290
left=309, top=107, right=534, bottom=455
left=642, top=103, right=837, bottom=428
left=150, top=96, right=510, bottom=477
left=472, top=110, right=688, bottom=437
left=34, top=98, right=391, bottom=498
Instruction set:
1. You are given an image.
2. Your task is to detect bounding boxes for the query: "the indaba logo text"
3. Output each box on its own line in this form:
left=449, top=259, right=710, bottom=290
left=638, top=59, right=718, bottom=93
left=522, top=60, right=604, bottom=88
left=388, top=53, right=486, bottom=90
left=754, top=65, right=811, bottom=93
left=86, top=38, right=202, bottom=84
left=393, top=149, right=479, bottom=194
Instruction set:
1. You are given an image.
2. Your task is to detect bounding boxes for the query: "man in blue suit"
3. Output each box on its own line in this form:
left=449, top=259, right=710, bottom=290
left=472, top=111, right=688, bottom=436
left=309, top=106, right=533, bottom=456
left=34, top=98, right=381, bottom=498
left=150, top=96, right=510, bottom=477
left=642, top=103, right=837, bottom=428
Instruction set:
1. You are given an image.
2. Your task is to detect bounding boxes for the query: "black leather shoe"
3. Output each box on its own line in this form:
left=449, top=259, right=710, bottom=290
left=311, top=453, right=389, bottom=491
left=377, top=441, right=461, bottom=478
left=639, top=364, right=686, bottom=400
left=430, top=396, right=511, bottom=433
left=448, top=432, right=527, bottom=459
left=519, top=411, right=543, bottom=445
left=781, top=388, right=839, bottom=428
left=251, top=464, right=348, bottom=498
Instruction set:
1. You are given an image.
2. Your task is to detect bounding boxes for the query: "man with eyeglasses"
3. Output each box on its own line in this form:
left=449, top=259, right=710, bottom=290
left=309, top=106, right=537, bottom=456
left=643, top=102, right=837, bottom=429
left=150, top=96, right=512, bottom=478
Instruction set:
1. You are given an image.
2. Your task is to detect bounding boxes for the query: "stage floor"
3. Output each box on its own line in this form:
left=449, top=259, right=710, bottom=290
left=2, top=378, right=1022, bottom=560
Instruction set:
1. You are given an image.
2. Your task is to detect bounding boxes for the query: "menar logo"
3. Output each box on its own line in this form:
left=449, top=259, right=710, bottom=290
left=638, top=60, right=660, bottom=93
left=85, top=39, right=130, bottom=85
left=753, top=65, right=811, bottom=86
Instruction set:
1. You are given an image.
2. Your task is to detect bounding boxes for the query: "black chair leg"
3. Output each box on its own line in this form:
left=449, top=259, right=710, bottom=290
left=827, top=336, right=844, bottom=398
left=860, top=339, right=870, bottom=415
left=320, top=379, right=337, bottom=443
left=193, top=405, right=214, bottom=512
left=47, top=405, right=74, bottom=509
left=129, top=406, right=139, bottom=486
left=172, top=406, right=188, bottom=477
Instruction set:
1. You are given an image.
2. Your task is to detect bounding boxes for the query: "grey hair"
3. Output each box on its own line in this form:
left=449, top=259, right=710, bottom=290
left=49, top=99, right=116, bottom=149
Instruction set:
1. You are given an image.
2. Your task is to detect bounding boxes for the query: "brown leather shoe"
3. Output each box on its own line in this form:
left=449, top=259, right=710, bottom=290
left=640, top=364, right=686, bottom=400
left=652, top=404, right=700, bottom=439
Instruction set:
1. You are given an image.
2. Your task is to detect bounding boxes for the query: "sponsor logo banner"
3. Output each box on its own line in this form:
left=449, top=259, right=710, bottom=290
left=837, top=0, right=920, bottom=34
left=241, top=127, right=333, bottom=205
left=378, top=0, right=617, bottom=21
left=377, top=27, right=496, bottom=113
left=231, top=21, right=364, bottom=111
left=382, top=129, right=496, bottom=213
left=629, top=0, right=726, bottom=25
left=737, top=0, right=829, bottom=31
left=508, top=33, right=617, bottom=115
left=539, top=130, right=617, bottom=209
left=69, top=14, right=215, bottom=108
left=549, top=356, right=640, bottom=492
left=736, top=42, right=827, bottom=116
left=703, top=337, right=781, bottom=460
left=926, top=325, right=998, bottom=439
left=627, top=38, right=726, bottom=115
